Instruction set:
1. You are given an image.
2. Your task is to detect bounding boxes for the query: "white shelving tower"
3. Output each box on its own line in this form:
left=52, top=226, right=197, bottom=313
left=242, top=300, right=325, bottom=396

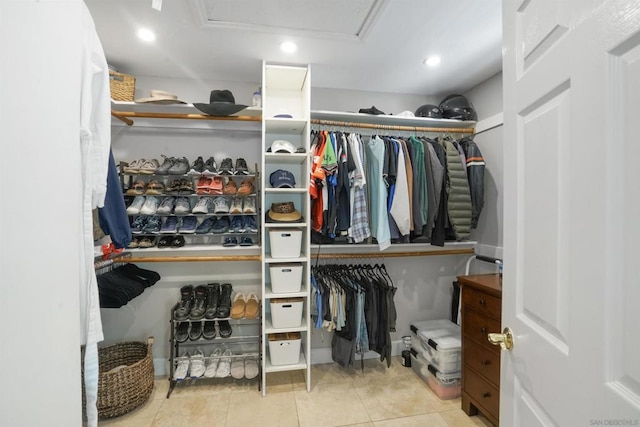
left=260, top=62, right=311, bottom=395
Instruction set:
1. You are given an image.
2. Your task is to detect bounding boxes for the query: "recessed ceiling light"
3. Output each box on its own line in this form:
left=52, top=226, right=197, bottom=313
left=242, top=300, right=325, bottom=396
left=424, top=56, right=441, bottom=67
left=280, top=41, right=298, bottom=54
left=137, top=28, right=156, bottom=42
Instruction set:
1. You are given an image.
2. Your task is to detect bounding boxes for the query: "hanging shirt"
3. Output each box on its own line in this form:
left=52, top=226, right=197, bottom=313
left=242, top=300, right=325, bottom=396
left=389, top=138, right=411, bottom=236
left=365, top=136, right=391, bottom=250
left=348, top=134, right=371, bottom=243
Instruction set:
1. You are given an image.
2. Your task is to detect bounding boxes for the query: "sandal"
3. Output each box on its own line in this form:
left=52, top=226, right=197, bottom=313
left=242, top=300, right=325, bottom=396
left=166, top=179, right=182, bottom=194
left=126, top=180, right=146, bottom=195
left=179, top=179, right=194, bottom=194
left=146, top=180, right=165, bottom=195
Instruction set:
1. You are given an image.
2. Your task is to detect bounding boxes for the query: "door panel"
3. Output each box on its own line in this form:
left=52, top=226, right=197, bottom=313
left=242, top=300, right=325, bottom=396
left=503, top=0, right=640, bottom=425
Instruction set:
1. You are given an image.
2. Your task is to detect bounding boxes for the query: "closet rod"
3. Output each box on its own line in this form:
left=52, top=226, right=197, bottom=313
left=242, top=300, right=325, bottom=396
left=124, top=255, right=262, bottom=263
left=310, top=119, right=475, bottom=134
left=111, top=110, right=262, bottom=126
left=314, top=248, right=474, bottom=260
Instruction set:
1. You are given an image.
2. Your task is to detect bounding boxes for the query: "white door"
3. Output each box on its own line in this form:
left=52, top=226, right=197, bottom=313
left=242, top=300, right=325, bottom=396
left=501, top=0, right=640, bottom=425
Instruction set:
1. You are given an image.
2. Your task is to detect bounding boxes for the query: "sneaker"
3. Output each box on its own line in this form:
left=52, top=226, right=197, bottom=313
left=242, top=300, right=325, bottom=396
left=213, top=197, right=230, bottom=214
left=179, top=216, right=198, bottom=233
left=192, top=197, right=213, bottom=214
left=189, top=349, right=206, bottom=378
left=157, top=196, right=175, bottom=214
left=173, top=354, right=190, bottom=381
left=130, top=216, right=147, bottom=234
left=237, top=177, right=255, bottom=196
left=239, top=236, right=253, bottom=247
left=196, top=176, right=212, bottom=195
left=146, top=180, right=165, bottom=195
left=204, top=347, right=223, bottom=378
left=179, top=179, right=194, bottom=194
left=229, top=197, right=243, bottom=214
left=187, top=156, right=205, bottom=176
left=138, top=236, right=155, bottom=248
left=218, top=319, right=232, bottom=338
left=139, top=158, right=160, bottom=174
left=160, top=216, right=178, bottom=234
left=189, top=321, right=202, bottom=340
left=202, top=157, right=218, bottom=176
left=128, top=237, right=140, bottom=248
left=157, top=236, right=172, bottom=248
left=156, top=155, right=175, bottom=175
left=223, top=179, right=238, bottom=195
left=190, top=285, right=208, bottom=320
left=230, top=216, right=243, bottom=232
left=174, top=197, right=191, bottom=214
left=215, top=348, right=232, bottom=377
left=195, top=217, right=215, bottom=234
left=243, top=216, right=258, bottom=233
left=234, top=158, right=250, bottom=175
left=124, top=158, right=144, bottom=174
left=242, top=197, right=256, bottom=214
left=212, top=216, right=230, bottom=234
left=142, top=216, right=162, bottom=233
left=202, top=320, right=216, bottom=339
left=140, top=196, right=161, bottom=215
left=230, top=357, right=245, bottom=380
left=170, top=235, right=186, bottom=248
left=175, top=285, right=194, bottom=321
left=217, top=283, right=233, bottom=318
left=166, top=179, right=182, bottom=195
left=175, top=322, right=189, bottom=343
left=168, top=157, right=190, bottom=175
left=244, top=358, right=259, bottom=379
left=219, top=157, right=234, bottom=175
left=209, top=176, right=224, bottom=195
left=205, top=283, right=220, bottom=319
left=223, top=237, right=238, bottom=247
left=126, top=196, right=146, bottom=215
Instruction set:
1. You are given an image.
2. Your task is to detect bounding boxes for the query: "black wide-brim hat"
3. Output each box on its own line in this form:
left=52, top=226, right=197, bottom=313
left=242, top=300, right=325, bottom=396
left=194, top=89, right=248, bottom=116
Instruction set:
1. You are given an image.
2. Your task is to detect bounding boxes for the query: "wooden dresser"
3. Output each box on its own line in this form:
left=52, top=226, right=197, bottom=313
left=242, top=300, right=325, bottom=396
left=457, top=274, right=502, bottom=426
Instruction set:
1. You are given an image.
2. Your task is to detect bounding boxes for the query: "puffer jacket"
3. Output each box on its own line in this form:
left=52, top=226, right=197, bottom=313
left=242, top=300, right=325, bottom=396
left=458, top=137, right=485, bottom=228
left=443, top=138, right=472, bottom=240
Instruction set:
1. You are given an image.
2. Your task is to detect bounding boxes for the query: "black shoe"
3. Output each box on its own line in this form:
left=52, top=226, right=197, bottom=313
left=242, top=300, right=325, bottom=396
left=175, top=321, right=189, bottom=343
left=189, top=321, right=202, bottom=340
left=234, top=158, right=249, bottom=175
left=190, top=285, right=208, bottom=320
left=157, top=236, right=172, bottom=248
left=202, top=320, right=216, bottom=339
left=187, top=156, right=204, bottom=176
left=219, top=158, right=234, bottom=175
left=358, top=105, right=385, bottom=115
left=218, top=320, right=232, bottom=338
left=170, top=235, right=186, bottom=248
left=202, top=156, right=217, bottom=176
left=205, top=283, right=220, bottom=319
left=175, top=285, right=194, bottom=320
left=217, top=283, right=233, bottom=318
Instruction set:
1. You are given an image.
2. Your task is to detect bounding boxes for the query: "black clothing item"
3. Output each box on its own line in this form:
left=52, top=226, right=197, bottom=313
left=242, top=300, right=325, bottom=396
left=458, top=137, right=486, bottom=228
left=96, top=264, right=160, bottom=308
left=336, top=136, right=351, bottom=235
left=358, top=106, right=385, bottom=115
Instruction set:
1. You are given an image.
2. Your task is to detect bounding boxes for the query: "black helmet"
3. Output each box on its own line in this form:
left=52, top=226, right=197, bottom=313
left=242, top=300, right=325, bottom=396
left=438, top=94, right=477, bottom=121
left=415, top=104, right=442, bottom=118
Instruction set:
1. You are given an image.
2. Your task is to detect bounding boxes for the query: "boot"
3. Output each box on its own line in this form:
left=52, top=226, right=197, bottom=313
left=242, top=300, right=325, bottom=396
left=217, top=283, right=233, bottom=318
left=189, top=285, right=208, bottom=320
left=205, top=283, right=220, bottom=319
left=175, top=285, right=194, bottom=321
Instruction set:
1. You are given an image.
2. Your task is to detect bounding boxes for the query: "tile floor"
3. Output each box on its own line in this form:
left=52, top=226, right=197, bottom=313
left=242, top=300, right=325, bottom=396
left=97, top=357, right=492, bottom=427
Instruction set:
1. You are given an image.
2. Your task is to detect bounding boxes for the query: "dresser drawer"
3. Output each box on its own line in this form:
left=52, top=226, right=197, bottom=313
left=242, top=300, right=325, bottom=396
left=462, top=287, right=501, bottom=321
left=463, top=338, right=500, bottom=386
left=463, top=366, right=500, bottom=419
left=463, top=308, right=501, bottom=350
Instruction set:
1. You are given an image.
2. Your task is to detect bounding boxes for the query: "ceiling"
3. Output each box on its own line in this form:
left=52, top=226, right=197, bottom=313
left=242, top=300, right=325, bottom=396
left=85, top=0, right=503, bottom=97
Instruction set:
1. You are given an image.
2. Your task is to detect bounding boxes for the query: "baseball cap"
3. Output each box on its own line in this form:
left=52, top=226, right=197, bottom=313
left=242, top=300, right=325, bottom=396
left=270, top=139, right=297, bottom=153
left=270, top=169, right=296, bottom=188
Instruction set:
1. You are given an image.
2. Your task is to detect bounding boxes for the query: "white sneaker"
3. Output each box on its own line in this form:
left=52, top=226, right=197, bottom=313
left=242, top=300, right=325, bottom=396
left=230, top=357, right=245, bottom=379
left=213, top=196, right=230, bottom=214
left=229, top=197, right=243, bottom=214
left=244, top=357, right=259, bottom=380
left=126, top=195, right=146, bottom=215
left=189, top=349, right=206, bottom=378
left=204, top=347, right=223, bottom=378
left=173, top=354, right=190, bottom=381
left=192, top=197, right=213, bottom=214
left=140, top=196, right=161, bottom=215
left=215, top=348, right=232, bottom=378
left=242, top=197, right=256, bottom=214
left=174, top=196, right=191, bottom=214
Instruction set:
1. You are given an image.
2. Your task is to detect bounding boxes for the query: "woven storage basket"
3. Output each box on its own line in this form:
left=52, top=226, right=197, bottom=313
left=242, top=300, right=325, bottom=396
left=109, top=70, right=136, bottom=101
left=82, top=337, right=154, bottom=420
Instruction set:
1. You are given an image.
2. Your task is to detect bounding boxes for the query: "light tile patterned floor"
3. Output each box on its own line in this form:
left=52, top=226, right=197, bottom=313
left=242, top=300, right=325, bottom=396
left=97, top=357, right=493, bottom=427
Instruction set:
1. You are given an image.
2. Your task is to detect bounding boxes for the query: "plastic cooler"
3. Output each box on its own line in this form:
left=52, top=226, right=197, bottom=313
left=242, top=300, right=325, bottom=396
left=269, top=264, right=303, bottom=293
left=409, top=319, right=461, bottom=373
left=268, top=332, right=301, bottom=365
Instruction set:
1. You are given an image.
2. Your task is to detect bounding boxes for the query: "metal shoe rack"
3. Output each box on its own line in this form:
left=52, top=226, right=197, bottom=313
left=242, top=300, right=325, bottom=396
left=167, top=302, right=262, bottom=397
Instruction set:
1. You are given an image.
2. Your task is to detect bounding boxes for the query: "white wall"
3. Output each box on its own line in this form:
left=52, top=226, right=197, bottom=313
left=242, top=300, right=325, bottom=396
left=0, top=2, right=83, bottom=426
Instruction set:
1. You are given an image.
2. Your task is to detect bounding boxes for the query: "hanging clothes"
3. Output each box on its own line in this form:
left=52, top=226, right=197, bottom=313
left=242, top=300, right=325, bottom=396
left=348, top=133, right=371, bottom=243
left=458, top=137, right=486, bottom=228
left=98, top=150, right=132, bottom=249
left=365, top=136, right=391, bottom=250
left=443, top=138, right=472, bottom=240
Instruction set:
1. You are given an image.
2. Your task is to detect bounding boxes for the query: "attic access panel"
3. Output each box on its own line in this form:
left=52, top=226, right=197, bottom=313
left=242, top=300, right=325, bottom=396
left=197, top=0, right=382, bottom=39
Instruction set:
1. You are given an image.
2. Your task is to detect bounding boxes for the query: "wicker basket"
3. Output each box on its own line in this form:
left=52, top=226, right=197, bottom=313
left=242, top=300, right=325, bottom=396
left=82, top=337, right=154, bottom=419
left=109, top=70, right=136, bottom=101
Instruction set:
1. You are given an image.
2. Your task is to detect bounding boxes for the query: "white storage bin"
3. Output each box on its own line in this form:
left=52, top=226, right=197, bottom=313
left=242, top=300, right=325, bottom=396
left=269, top=229, right=302, bottom=258
left=270, top=297, right=303, bottom=328
left=270, top=264, right=303, bottom=293
left=410, top=319, right=461, bottom=373
left=410, top=348, right=461, bottom=400
left=268, top=332, right=301, bottom=365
